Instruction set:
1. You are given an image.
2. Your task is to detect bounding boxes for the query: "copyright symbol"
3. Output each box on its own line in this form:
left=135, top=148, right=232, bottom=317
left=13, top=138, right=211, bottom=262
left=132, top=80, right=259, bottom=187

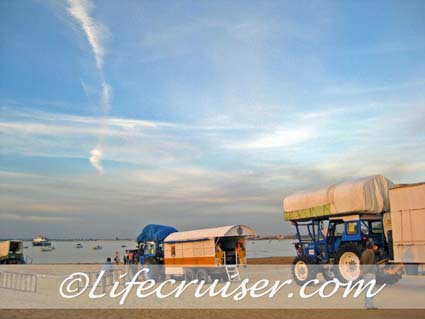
left=59, top=272, right=89, bottom=298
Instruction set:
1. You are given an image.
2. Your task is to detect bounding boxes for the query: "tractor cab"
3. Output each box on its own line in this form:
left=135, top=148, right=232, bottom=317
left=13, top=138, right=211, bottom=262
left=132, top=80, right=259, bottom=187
left=326, top=216, right=386, bottom=261
left=292, top=219, right=327, bottom=262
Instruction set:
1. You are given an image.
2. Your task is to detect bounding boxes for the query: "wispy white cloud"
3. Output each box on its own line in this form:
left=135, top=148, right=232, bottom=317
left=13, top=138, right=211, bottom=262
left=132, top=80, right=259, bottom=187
left=66, top=0, right=106, bottom=71
left=0, top=108, right=179, bottom=139
left=2, top=100, right=424, bottom=169
left=0, top=107, right=321, bottom=169
left=323, top=79, right=425, bottom=96
left=89, top=147, right=103, bottom=174
left=227, top=127, right=314, bottom=150
left=1, top=213, right=78, bottom=223
left=67, top=0, right=111, bottom=174
left=1, top=99, right=425, bottom=237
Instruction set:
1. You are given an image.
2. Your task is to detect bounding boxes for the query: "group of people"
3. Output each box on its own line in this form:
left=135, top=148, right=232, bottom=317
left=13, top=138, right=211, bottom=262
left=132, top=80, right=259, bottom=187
left=122, top=250, right=139, bottom=264
left=215, top=239, right=246, bottom=266
left=110, top=250, right=140, bottom=265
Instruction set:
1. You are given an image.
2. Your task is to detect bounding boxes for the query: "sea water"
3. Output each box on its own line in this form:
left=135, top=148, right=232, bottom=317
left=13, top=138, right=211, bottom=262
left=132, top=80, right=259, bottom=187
left=22, top=239, right=295, bottom=264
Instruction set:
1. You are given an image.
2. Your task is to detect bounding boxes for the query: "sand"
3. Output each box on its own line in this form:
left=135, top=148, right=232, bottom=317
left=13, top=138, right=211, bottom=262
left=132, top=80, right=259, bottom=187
left=1, top=309, right=424, bottom=319
left=248, top=256, right=294, bottom=264
left=1, top=256, right=424, bottom=319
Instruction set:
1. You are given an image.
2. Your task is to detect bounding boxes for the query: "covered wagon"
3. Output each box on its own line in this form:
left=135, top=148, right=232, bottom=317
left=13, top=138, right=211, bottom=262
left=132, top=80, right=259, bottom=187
left=163, top=225, right=256, bottom=282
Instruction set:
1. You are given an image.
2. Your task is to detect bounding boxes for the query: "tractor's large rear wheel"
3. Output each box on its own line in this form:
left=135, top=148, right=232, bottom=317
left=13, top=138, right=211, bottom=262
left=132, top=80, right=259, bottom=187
left=335, top=244, right=362, bottom=282
left=291, top=255, right=317, bottom=285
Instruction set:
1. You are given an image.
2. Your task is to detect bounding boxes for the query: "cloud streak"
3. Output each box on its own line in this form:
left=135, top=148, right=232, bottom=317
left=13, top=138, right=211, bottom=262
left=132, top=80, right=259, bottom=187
left=89, top=147, right=103, bottom=174
left=67, top=0, right=105, bottom=70
left=67, top=0, right=111, bottom=174
left=1, top=99, right=425, bottom=237
left=227, top=128, right=314, bottom=150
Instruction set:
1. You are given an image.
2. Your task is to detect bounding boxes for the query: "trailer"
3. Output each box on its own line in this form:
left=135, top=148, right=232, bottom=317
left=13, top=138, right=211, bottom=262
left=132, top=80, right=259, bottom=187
left=0, top=240, right=24, bottom=264
left=384, top=182, right=425, bottom=273
left=284, top=175, right=425, bottom=284
left=163, top=225, right=256, bottom=282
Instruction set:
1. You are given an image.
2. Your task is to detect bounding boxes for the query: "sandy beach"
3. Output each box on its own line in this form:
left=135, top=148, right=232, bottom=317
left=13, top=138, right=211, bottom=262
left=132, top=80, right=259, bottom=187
left=1, top=256, right=424, bottom=318
left=2, top=308, right=425, bottom=319
left=248, top=256, right=294, bottom=264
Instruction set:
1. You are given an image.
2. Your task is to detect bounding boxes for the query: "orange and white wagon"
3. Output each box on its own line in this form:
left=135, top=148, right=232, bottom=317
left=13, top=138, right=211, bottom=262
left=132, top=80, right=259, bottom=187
left=163, top=225, right=256, bottom=282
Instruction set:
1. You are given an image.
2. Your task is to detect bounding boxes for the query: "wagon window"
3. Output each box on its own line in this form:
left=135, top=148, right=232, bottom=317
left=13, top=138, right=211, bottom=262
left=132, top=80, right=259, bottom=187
left=171, top=245, right=176, bottom=257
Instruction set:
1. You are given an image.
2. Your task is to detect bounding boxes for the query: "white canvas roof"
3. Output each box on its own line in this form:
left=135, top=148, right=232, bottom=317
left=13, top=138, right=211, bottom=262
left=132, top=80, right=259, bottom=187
left=164, top=225, right=256, bottom=243
left=284, top=175, right=394, bottom=220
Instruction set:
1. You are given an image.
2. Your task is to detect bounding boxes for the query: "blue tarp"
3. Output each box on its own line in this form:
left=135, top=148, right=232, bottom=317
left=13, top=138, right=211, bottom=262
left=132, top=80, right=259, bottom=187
left=136, top=224, right=178, bottom=243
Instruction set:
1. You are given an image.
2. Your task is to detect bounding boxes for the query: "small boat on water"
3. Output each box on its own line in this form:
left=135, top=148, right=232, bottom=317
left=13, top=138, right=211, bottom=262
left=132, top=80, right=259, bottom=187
left=32, top=235, right=52, bottom=247
left=92, top=245, right=103, bottom=250
left=121, top=245, right=127, bottom=248
left=75, top=243, right=83, bottom=248
left=40, top=246, right=55, bottom=252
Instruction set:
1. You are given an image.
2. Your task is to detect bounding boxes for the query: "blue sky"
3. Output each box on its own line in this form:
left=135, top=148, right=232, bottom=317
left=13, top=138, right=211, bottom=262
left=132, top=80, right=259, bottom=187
left=1, top=0, right=424, bottom=238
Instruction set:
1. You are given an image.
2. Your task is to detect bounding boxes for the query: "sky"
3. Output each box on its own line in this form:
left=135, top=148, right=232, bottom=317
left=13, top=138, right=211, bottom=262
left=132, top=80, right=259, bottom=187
left=1, top=0, right=425, bottom=239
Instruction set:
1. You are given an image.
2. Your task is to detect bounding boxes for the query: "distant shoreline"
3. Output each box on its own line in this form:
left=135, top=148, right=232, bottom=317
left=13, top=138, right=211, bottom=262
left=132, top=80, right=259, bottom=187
left=1, top=237, right=294, bottom=242
left=0, top=238, right=137, bottom=242
left=2, top=256, right=295, bottom=265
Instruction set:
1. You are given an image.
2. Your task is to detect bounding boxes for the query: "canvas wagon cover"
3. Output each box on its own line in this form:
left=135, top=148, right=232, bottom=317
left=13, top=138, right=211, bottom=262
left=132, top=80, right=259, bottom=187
left=284, top=175, right=394, bottom=221
left=136, top=224, right=178, bottom=243
left=164, top=225, right=256, bottom=243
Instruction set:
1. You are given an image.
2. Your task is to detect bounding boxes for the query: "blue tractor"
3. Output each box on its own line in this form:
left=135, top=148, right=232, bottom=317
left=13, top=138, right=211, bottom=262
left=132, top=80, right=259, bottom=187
left=136, top=224, right=178, bottom=265
left=290, top=214, right=389, bottom=284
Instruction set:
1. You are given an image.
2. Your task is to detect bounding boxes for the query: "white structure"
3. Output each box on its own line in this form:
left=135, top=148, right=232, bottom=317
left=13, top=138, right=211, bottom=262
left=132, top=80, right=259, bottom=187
left=388, top=182, right=425, bottom=263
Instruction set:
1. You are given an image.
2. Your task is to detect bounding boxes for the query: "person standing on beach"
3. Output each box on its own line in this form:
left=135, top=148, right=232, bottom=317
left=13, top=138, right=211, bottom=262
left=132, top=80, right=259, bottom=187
left=128, top=251, right=134, bottom=264
left=114, top=251, right=120, bottom=265
left=101, top=257, right=114, bottom=293
left=215, top=243, right=224, bottom=266
left=236, top=240, right=246, bottom=265
left=361, top=239, right=377, bottom=309
left=102, top=257, right=114, bottom=272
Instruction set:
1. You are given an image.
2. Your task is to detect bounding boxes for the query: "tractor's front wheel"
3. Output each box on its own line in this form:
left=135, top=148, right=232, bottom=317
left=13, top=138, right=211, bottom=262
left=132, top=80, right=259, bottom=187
left=335, top=244, right=362, bottom=282
left=291, top=255, right=317, bottom=285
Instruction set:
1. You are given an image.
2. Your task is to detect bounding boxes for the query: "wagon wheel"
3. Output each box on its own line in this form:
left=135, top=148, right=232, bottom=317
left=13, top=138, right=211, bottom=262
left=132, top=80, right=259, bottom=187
left=184, top=269, right=195, bottom=282
left=196, top=269, right=210, bottom=283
